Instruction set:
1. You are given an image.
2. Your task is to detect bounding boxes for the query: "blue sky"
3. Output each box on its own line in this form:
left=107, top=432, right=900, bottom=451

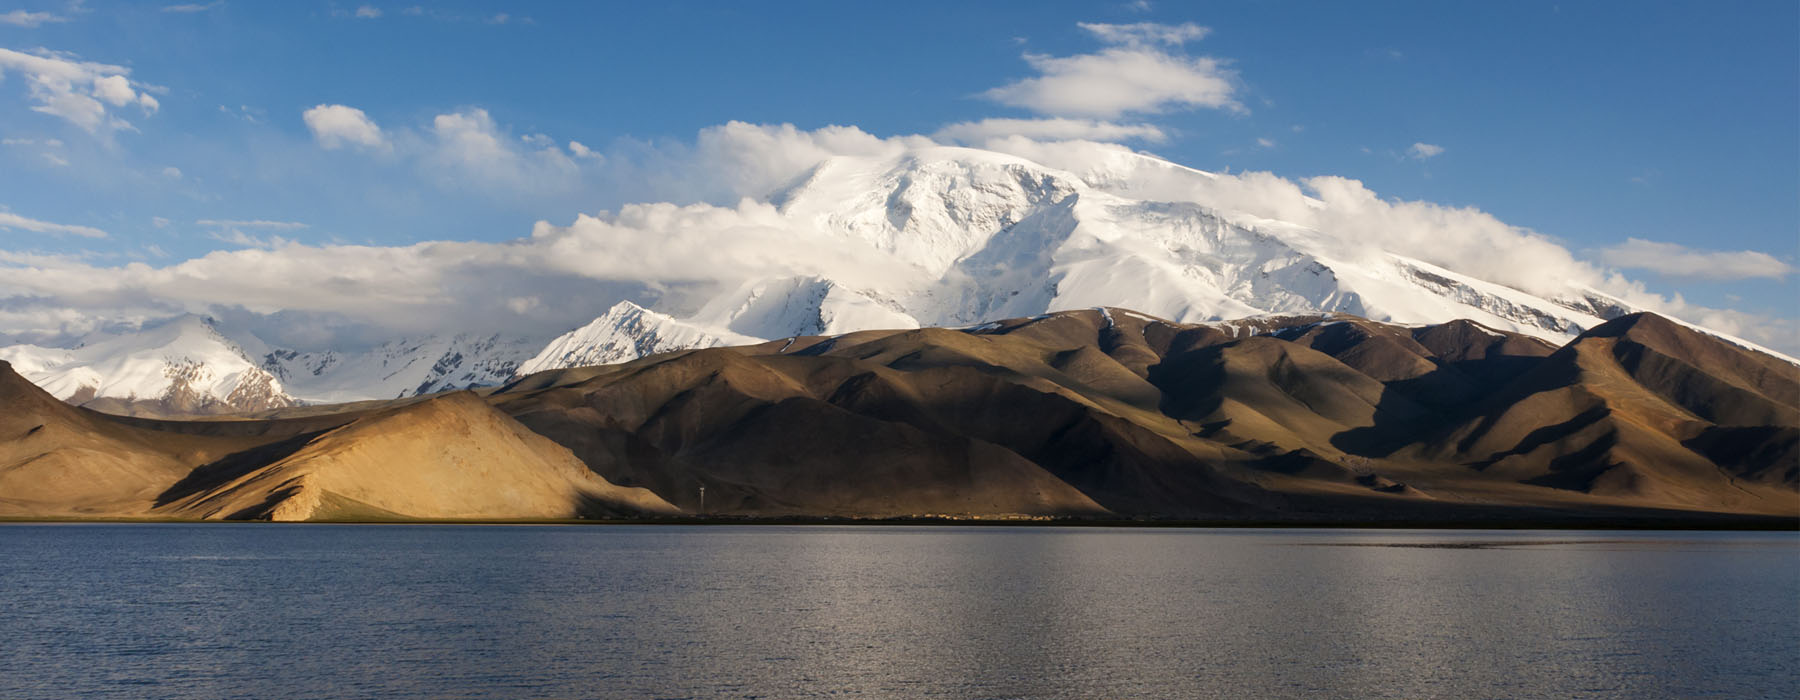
left=0, top=1, right=1794, bottom=343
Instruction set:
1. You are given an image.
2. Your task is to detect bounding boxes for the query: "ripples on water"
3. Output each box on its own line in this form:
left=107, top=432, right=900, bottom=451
left=0, top=525, right=1793, bottom=699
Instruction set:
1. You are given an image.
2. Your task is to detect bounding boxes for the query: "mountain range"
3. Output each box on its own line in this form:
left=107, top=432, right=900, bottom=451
left=1, top=308, right=1793, bottom=523
left=7, top=144, right=1784, bottom=415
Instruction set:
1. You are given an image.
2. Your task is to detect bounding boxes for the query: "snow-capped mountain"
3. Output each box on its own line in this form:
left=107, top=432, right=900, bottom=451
left=523, top=145, right=1650, bottom=371
left=0, top=315, right=295, bottom=414
left=0, top=315, right=542, bottom=410
left=5, top=141, right=1784, bottom=408
left=262, top=333, right=540, bottom=404
left=517, top=301, right=760, bottom=376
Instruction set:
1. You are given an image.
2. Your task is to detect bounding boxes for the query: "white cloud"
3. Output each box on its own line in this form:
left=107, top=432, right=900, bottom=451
left=161, top=166, right=182, bottom=179
left=303, top=104, right=387, bottom=150
left=1076, top=21, right=1209, bottom=46
left=1256, top=137, right=1275, bottom=148
left=92, top=75, right=135, bottom=106
left=567, top=140, right=603, bottom=160
left=934, top=118, right=1166, bottom=144
left=0, top=10, right=69, bottom=27
left=1408, top=142, right=1444, bottom=160
left=151, top=216, right=172, bottom=228
left=0, top=47, right=162, bottom=134
left=355, top=5, right=382, bottom=19
left=1597, top=238, right=1792, bottom=280
left=299, top=104, right=619, bottom=197
left=161, top=2, right=223, bottom=13
left=0, top=210, right=108, bottom=238
left=425, top=108, right=579, bottom=191
left=984, top=23, right=1239, bottom=119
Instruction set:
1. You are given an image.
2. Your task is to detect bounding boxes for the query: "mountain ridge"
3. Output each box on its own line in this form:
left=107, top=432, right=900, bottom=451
left=2, top=307, right=1787, bottom=523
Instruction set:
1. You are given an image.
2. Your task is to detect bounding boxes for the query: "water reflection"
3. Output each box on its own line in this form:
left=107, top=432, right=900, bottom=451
left=0, top=525, right=1792, bottom=698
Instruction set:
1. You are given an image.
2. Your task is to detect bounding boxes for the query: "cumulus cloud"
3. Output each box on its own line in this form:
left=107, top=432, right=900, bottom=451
left=1407, top=142, right=1444, bottom=160
left=934, top=118, right=1166, bottom=144
left=303, top=104, right=387, bottom=150
left=1597, top=238, right=1792, bottom=280
left=0, top=47, right=162, bottom=134
left=1, top=10, right=69, bottom=27
left=0, top=210, right=108, bottom=238
left=984, top=22, right=1238, bottom=119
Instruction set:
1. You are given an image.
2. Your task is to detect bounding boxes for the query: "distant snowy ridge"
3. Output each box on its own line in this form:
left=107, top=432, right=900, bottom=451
left=262, top=333, right=538, bottom=404
left=517, top=301, right=760, bottom=376
left=0, top=316, right=295, bottom=413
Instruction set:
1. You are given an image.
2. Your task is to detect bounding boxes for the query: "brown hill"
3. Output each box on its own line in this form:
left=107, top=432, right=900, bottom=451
left=157, top=392, right=677, bottom=520
left=0, top=361, right=674, bottom=521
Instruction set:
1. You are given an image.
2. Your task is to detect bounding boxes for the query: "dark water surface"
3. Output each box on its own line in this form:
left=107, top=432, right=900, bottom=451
left=0, top=525, right=1794, bottom=699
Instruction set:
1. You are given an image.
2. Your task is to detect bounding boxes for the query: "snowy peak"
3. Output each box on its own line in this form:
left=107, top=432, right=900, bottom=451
left=516, top=301, right=761, bottom=376
left=693, top=276, right=919, bottom=340
left=2, top=314, right=296, bottom=414
left=777, top=151, right=1081, bottom=275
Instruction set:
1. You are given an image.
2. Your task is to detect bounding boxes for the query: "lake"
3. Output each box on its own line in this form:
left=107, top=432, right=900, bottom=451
left=0, top=525, right=1793, bottom=698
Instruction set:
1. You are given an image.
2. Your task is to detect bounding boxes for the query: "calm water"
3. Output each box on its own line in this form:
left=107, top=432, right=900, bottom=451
left=0, top=525, right=1794, bottom=699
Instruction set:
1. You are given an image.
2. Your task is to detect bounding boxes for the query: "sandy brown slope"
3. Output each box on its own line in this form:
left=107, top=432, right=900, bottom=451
left=0, top=361, right=193, bottom=517
left=0, top=361, right=674, bottom=521
left=157, top=392, right=677, bottom=521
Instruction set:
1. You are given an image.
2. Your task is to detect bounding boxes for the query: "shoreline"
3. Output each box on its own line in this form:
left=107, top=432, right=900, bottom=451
left=3, top=514, right=1795, bottom=531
